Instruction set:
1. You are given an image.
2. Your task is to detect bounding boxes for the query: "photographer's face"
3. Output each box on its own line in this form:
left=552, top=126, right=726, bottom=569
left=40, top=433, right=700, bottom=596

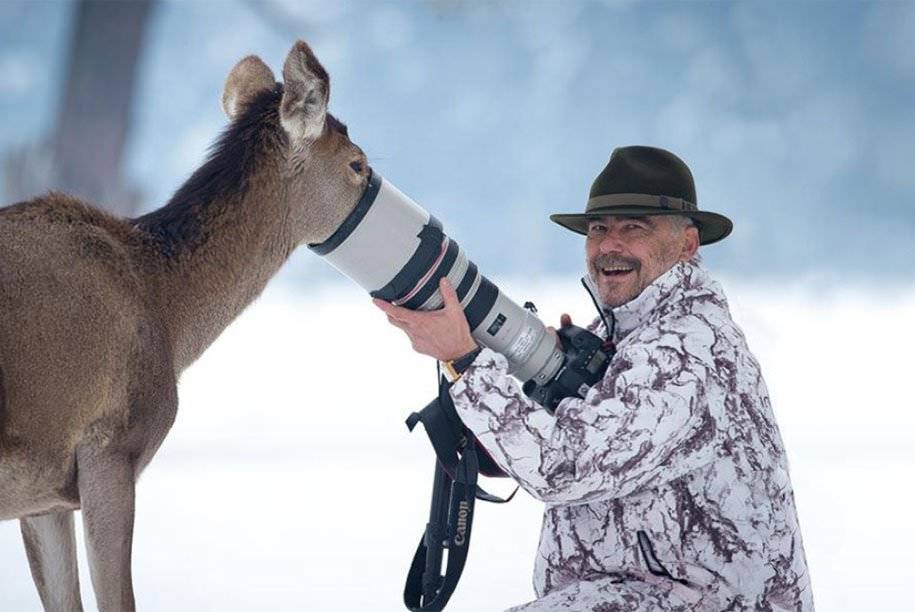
left=586, top=215, right=699, bottom=308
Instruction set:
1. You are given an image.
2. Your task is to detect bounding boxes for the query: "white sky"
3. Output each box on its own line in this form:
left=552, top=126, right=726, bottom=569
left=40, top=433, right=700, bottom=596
left=1, top=276, right=912, bottom=610
left=2, top=0, right=913, bottom=280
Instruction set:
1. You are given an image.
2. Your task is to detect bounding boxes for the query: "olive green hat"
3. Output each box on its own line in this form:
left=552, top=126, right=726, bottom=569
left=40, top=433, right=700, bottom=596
left=550, top=145, right=733, bottom=245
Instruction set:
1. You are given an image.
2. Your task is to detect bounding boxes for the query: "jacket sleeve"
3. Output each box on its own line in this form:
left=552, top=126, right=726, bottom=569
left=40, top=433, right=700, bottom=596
left=449, top=317, right=720, bottom=506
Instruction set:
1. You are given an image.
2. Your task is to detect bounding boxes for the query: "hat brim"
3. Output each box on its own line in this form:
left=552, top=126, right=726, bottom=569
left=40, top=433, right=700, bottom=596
left=550, top=206, right=733, bottom=246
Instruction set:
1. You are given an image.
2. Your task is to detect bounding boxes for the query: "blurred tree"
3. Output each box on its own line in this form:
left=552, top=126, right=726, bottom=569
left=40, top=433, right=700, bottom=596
left=3, top=0, right=154, bottom=216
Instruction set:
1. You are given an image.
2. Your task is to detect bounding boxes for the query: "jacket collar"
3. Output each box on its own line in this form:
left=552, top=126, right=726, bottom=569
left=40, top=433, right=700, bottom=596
left=600, top=259, right=718, bottom=342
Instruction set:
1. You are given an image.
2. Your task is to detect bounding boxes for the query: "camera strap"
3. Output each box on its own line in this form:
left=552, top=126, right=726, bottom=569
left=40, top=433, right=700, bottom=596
left=403, top=377, right=515, bottom=611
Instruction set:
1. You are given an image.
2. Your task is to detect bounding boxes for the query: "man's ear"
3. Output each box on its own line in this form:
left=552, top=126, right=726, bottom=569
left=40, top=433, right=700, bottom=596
left=280, top=40, right=329, bottom=144
left=681, top=225, right=700, bottom=260
left=222, top=56, right=276, bottom=120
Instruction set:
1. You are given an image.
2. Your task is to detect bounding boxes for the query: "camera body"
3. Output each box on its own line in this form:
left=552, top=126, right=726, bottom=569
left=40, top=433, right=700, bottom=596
left=524, top=323, right=613, bottom=413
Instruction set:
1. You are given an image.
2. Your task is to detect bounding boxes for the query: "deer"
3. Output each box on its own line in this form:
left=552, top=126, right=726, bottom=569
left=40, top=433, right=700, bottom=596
left=0, top=41, right=367, bottom=611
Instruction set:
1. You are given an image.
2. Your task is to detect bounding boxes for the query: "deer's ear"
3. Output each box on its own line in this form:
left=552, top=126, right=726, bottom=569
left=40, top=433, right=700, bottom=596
left=222, top=56, right=276, bottom=120
left=280, top=40, right=329, bottom=143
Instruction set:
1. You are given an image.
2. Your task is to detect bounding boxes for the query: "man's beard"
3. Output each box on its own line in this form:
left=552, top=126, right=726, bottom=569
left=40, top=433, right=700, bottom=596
left=589, top=254, right=641, bottom=274
left=587, top=254, right=643, bottom=308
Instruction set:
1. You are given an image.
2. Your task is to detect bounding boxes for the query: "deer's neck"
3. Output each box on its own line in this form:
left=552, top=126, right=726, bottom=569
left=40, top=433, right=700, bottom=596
left=142, top=167, right=296, bottom=372
left=158, top=183, right=294, bottom=371
left=134, top=90, right=298, bottom=372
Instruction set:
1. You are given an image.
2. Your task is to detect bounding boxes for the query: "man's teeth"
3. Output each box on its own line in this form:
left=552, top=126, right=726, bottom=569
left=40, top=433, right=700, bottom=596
left=601, top=266, right=633, bottom=273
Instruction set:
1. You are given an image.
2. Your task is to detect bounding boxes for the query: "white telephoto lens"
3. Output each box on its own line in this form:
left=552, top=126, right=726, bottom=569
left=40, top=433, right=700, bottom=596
left=308, top=172, right=564, bottom=385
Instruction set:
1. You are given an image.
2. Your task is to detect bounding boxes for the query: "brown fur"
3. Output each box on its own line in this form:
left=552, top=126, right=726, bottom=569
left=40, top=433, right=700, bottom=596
left=0, top=41, right=368, bottom=610
left=0, top=365, right=7, bottom=443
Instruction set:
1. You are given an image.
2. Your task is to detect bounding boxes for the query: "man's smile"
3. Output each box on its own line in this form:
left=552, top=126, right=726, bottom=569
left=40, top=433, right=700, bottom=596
left=599, top=265, right=635, bottom=279
left=593, top=255, right=640, bottom=285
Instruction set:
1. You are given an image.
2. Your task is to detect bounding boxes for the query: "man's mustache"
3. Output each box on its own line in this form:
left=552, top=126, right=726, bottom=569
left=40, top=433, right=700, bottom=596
left=591, top=255, right=641, bottom=270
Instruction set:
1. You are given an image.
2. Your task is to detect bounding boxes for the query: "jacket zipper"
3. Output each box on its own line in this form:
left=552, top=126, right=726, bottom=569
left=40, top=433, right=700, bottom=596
left=636, top=530, right=691, bottom=587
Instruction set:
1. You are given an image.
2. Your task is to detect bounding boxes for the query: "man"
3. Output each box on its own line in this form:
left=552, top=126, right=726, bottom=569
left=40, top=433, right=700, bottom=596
left=375, top=146, right=813, bottom=610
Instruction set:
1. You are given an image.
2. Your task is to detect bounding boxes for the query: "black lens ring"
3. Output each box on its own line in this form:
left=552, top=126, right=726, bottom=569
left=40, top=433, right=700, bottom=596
left=464, top=276, right=498, bottom=332
left=307, top=170, right=382, bottom=256
left=370, top=218, right=445, bottom=303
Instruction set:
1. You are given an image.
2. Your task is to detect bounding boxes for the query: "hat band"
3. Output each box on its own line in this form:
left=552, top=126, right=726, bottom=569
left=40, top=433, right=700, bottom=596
left=586, top=192, right=697, bottom=213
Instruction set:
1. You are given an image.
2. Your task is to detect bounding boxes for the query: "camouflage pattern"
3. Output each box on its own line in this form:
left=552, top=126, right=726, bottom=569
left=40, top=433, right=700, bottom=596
left=450, top=261, right=813, bottom=611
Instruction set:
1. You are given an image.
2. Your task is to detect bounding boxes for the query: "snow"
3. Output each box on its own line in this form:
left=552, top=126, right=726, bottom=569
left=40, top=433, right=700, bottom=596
left=1, top=276, right=913, bottom=610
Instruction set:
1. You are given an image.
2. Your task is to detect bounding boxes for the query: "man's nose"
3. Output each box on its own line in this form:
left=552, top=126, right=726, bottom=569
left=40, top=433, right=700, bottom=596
left=598, top=230, right=625, bottom=254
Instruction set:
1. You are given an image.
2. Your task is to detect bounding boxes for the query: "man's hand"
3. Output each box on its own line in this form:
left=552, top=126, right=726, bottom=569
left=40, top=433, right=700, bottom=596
left=546, top=313, right=573, bottom=336
left=373, top=277, right=478, bottom=361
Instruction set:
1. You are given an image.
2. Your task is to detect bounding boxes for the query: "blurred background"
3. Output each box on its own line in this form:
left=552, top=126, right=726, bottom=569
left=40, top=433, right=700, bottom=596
left=0, top=0, right=912, bottom=610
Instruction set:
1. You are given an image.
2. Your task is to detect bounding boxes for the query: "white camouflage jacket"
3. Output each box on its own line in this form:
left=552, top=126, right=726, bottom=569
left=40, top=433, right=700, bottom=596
left=450, top=261, right=813, bottom=611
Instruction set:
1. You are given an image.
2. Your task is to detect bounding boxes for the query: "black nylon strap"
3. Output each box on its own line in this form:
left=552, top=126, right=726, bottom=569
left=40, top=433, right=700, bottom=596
left=405, top=378, right=513, bottom=495
left=404, top=378, right=517, bottom=611
left=404, top=445, right=480, bottom=611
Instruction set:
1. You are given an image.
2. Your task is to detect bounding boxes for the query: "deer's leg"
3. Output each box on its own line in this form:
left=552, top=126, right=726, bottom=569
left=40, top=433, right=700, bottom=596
left=76, top=450, right=136, bottom=612
left=20, top=510, right=84, bottom=612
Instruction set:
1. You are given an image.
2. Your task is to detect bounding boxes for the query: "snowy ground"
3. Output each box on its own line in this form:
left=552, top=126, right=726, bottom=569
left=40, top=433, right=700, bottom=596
left=1, top=275, right=913, bottom=611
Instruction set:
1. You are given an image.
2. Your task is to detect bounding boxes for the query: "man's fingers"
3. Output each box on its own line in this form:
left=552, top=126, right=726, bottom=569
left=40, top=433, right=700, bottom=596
left=373, top=298, right=392, bottom=313
left=386, top=314, right=408, bottom=329
left=374, top=298, right=414, bottom=323
left=439, top=277, right=461, bottom=310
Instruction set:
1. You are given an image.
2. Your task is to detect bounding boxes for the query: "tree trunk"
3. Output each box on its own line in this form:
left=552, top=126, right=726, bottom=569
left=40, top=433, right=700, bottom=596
left=4, top=0, right=154, bottom=216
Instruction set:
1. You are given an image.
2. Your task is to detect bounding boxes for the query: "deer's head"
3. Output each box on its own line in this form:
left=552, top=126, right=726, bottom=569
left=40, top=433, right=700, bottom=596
left=221, top=41, right=368, bottom=245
